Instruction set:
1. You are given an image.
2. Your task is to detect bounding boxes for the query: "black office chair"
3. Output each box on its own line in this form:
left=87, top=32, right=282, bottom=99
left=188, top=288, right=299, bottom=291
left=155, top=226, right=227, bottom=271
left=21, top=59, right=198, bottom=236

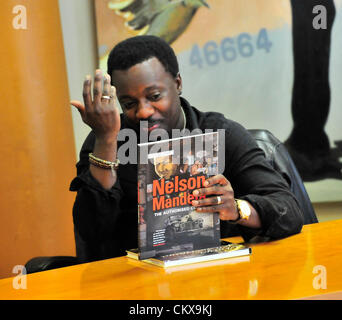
left=248, top=129, right=317, bottom=225
left=24, top=129, right=317, bottom=274
left=25, top=255, right=79, bottom=273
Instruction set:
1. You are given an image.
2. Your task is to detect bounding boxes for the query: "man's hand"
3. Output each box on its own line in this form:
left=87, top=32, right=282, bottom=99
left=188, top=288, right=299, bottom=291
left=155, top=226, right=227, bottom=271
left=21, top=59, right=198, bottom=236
left=191, top=174, right=262, bottom=228
left=191, top=174, right=239, bottom=221
left=70, top=70, right=121, bottom=190
left=70, top=69, right=120, bottom=143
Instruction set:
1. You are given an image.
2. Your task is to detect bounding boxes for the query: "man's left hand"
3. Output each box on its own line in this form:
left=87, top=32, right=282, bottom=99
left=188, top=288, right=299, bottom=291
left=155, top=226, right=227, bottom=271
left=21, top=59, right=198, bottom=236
left=191, top=174, right=239, bottom=221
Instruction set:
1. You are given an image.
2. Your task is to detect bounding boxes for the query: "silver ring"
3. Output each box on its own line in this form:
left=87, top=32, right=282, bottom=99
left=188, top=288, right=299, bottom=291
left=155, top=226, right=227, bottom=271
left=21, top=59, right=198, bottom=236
left=101, top=95, right=112, bottom=100
left=217, top=196, right=222, bottom=205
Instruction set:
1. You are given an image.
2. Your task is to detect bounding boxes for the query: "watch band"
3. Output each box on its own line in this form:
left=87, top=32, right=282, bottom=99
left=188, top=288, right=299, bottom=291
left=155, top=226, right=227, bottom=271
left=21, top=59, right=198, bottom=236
left=227, top=199, right=242, bottom=224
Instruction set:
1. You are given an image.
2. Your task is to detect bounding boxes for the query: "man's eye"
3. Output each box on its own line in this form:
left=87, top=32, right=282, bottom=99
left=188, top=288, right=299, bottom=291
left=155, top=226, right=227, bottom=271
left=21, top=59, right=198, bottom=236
left=122, top=101, right=136, bottom=109
left=149, top=93, right=161, bottom=101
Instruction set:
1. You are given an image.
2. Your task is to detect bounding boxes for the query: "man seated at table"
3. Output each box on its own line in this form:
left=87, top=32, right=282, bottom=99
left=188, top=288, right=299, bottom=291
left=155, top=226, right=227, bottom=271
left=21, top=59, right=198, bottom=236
left=70, top=35, right=304, bottom=263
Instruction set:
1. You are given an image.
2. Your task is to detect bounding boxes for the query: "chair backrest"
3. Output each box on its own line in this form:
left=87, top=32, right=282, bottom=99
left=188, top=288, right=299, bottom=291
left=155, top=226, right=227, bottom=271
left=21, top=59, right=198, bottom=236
left=248, top=129, right=318, bottom=225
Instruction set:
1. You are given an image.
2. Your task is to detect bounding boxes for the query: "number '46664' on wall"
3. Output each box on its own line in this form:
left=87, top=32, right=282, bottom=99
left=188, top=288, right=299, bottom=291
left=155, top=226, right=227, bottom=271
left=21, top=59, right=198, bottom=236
left=189, top=28, right=272, bottom=68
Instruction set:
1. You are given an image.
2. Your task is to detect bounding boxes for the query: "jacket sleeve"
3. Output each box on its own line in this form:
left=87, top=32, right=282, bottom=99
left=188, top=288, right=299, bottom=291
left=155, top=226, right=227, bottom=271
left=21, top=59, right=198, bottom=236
left=224, top=121, right=304, bottom=242
left=69, top=131, right=124, bottom=262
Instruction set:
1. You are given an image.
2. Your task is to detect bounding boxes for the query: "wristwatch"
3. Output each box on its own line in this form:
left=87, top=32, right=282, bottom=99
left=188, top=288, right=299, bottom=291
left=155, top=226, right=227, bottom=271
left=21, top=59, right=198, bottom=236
left=228, top=199, right=251, bottom=224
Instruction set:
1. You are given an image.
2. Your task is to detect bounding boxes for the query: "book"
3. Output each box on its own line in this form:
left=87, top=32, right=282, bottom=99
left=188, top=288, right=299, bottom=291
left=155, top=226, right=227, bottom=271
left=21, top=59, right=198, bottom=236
left=126, top=243, right=251, bottom=268
left=137, top=131, right=221, bottom=260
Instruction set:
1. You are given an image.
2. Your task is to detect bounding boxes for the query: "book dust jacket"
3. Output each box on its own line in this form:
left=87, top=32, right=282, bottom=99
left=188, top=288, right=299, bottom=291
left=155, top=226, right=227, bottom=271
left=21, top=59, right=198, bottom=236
left=137, top=132, right=220, bottom=259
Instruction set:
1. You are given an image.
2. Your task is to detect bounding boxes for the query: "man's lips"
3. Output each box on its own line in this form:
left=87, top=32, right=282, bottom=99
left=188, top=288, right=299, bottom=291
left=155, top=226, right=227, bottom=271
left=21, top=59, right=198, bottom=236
left=147, top=123, right=160, bottom=132
left=127, top=119, right=165, bottom=132
left=139, top=121, right=163, bottom=132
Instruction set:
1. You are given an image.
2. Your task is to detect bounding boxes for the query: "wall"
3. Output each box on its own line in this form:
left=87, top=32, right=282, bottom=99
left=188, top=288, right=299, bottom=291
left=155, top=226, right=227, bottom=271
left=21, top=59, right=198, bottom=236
left=58, top=0, right=98, bottom=160
left=0, top=0, right=77, bottom=279
left=62, top=0, right=342, bottom=203
left=94, top=0, right=342, bottom=202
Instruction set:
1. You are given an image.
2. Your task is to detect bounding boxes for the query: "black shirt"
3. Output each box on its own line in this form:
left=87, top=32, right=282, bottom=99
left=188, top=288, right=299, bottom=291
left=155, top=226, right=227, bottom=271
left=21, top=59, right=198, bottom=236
left=70, top=98, right=304, bottom=263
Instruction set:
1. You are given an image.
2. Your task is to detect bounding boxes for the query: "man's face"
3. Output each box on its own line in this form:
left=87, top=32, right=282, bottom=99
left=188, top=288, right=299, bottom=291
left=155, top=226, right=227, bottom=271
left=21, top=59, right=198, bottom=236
left=111, top=57, right=183, bottom=135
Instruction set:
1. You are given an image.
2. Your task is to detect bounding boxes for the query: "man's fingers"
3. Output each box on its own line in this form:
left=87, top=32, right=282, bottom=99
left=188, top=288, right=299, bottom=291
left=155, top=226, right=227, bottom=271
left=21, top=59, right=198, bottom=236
left=70, top=100, right=85, bottom=117
left=192, top=185, right=229, bottom=197
left=195, top=203, right=226, bottom=213
left=102, top=74, right=111, bottom=98
left=204, top=174, right=230, bottom=187
left=109, top=86, right=117, bottom=108
left=192, top=195, right=228, bottom=207
left=93, top=69, right=103, bottom=104
left=110, top=85, right=116, bottom=101
left=82, top=75, right=92, bottom=111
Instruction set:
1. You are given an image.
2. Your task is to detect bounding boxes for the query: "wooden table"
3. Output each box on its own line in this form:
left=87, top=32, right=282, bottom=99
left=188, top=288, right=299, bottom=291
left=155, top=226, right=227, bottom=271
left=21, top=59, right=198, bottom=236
left=1, top=219, right=342, bottom=300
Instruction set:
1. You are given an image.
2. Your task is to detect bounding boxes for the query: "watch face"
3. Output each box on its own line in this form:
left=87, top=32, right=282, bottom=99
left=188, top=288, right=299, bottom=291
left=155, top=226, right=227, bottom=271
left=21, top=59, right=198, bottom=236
left=239, top=200, right=251, bottom=219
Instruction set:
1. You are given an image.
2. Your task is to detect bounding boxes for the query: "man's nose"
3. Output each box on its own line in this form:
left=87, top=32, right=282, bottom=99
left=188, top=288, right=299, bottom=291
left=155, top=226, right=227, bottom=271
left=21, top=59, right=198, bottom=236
left=136, top=100, right=154, bottom=119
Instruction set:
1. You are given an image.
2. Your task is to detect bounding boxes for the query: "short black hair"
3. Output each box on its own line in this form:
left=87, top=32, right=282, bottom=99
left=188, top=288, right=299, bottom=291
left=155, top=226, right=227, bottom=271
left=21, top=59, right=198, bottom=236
left=107, top=35, right=179, bottom=80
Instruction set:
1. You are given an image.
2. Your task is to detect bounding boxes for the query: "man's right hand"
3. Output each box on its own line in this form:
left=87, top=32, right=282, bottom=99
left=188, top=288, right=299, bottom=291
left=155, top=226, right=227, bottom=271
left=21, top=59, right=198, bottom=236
left=70, top=69, right=121, bottom=190
left=70, top=69, right=121, bottom=143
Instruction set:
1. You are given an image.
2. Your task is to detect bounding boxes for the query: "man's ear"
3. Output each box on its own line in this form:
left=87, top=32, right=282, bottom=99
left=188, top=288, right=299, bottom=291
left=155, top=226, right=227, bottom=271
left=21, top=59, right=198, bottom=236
left=175, top=72, right=182, bottom=95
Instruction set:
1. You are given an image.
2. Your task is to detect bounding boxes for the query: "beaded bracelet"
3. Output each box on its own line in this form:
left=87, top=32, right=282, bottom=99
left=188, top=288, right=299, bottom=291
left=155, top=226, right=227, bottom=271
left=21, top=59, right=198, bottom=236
left=89, top=153, right=120, bottom=174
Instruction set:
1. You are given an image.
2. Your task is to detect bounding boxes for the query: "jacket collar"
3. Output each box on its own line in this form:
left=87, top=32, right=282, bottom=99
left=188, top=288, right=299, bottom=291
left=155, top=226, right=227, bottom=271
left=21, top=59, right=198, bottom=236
left=180, top=97, right=200, bottom=131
